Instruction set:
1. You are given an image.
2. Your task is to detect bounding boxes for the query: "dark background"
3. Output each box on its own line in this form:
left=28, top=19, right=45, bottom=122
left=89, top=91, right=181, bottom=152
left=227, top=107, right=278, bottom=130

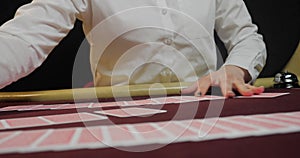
left=0, top=0, right=299, bottom=92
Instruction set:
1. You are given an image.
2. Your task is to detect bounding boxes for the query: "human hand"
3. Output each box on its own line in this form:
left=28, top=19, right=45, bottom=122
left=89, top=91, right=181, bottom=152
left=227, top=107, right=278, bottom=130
left=181, top=65, right=264, bottom=98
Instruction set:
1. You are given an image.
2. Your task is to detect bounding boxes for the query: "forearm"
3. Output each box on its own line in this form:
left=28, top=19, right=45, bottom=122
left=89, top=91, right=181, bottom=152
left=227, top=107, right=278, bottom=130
left=0, top=0, right=79, bottom=89
left=215, top=0, right=267, bottom=82
left=0, top=32, right=43, bottom=88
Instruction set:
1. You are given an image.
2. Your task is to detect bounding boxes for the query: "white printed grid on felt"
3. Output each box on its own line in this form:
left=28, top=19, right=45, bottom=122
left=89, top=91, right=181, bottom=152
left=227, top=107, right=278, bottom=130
left=0, top=111, right=300, bottom=154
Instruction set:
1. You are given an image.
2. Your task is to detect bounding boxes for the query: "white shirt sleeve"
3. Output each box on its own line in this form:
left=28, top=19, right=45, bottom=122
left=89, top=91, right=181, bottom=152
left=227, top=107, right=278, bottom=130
left=0, top=0, right=80, bottom=88
left=215, top=0, right=267, bottom=82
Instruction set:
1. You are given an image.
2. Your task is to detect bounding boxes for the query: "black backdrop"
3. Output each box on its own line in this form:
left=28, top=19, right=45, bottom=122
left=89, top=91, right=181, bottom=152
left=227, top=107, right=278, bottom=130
left=0, top=0, right=299, bottom=91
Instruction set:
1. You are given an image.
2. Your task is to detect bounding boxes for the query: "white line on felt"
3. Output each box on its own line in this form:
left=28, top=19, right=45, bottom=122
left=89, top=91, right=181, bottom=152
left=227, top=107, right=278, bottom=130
left=88, top=103, right=94, bottom=108
left=0, top=131, right=21, bottom=144
left=101, top=126, right=111, bottom=144
left=30, top=130, right=53, bottom=147
left=38, top=117, right=55, bottom=124
left=82, top=112, right=108, bottom=120
left=126, top=125, right=144, bottom=142
left=151, top=123, right=174, bottom=138
left=70, top=128, right=83, bottom=145
left=0, top=120, right=11, bottom=129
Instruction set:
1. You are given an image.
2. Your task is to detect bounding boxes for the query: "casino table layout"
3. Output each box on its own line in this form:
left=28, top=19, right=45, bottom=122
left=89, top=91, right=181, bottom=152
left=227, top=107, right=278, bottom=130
left=0, top=85, right=299, bottom=158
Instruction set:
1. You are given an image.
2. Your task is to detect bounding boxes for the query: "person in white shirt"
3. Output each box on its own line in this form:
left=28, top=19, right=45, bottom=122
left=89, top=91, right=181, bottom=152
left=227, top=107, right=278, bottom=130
left=0, top=0, right=266, bottom=97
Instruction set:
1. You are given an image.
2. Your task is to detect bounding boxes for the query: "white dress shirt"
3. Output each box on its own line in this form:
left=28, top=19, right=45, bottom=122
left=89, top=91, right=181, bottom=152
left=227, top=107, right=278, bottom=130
left=0, top=0, right=266, bottom=88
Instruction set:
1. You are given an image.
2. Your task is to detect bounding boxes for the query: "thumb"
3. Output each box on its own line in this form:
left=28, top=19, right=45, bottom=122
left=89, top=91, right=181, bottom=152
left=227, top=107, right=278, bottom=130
left=180, top=82, right=198, bottom=94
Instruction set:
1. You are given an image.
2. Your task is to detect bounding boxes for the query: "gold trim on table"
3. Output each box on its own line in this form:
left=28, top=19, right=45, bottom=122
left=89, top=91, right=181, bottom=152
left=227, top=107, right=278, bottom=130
left=0, top=82, right=192, bottom=102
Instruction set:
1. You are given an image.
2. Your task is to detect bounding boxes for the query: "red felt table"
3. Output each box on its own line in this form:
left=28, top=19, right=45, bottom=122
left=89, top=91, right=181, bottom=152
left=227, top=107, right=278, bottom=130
left=0, top=88, right=300, bottom=158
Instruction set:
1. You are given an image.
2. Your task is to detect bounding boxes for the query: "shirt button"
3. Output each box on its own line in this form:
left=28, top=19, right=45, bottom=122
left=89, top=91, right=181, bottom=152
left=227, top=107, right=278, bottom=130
left=163, top=38, right=173, bottom=45
left=161, top=9, right=168, bottom=15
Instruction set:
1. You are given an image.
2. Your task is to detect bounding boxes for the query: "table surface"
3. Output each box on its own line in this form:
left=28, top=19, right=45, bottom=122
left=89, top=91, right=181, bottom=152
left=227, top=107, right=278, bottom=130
left=0, top=88, right=300, bottom=158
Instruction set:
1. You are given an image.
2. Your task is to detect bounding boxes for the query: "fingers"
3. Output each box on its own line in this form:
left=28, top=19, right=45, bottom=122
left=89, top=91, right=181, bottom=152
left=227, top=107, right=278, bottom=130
left=219, top=79, right=235, bottom=98
left=182, top=79, right=263, bottom=97
left=195, top=76, right=211, bottom=96
left=181, top=76, right=211, bottom=96
left=180, top=82, right=198, bottom=94
left=233, top=82, right=265, bottom=96
left=211, top=70, right=235, bottom=98
left=233, top=80, right=253, bottom=96
left=245, top=84, right=265, bottom=94
left=181, top=65, right=265, bottom=97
